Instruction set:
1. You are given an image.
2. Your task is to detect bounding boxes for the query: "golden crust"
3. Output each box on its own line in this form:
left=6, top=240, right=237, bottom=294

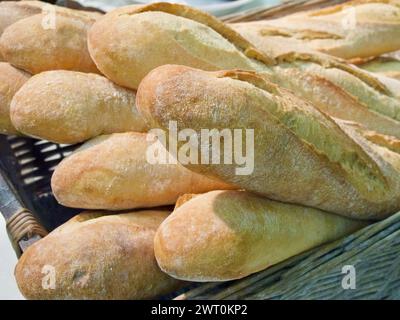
left=267, top=65, right=400, bottom=138
left=88, top=2, right=271, bottom=90
left=364, top=132, right=400, bottom=154
left=154, top=190, right=366, bottom=281
left=51, top=132, right=235, bottom=210
left=89, top=2, right=389, bottom=93
left=88, top=2, right=400, bottom=138
left=232, top=0, right=400, bottom=59
left=15, top=210, right=182, bottom=300
left=0, top=1, right=44, bottom=35
left=10, top=70, right=146, bottom=144
left=0, top=10, right=100, bottom=74
left=0, top=62, right=30, bottom=135
left=137, top=65, right=400, bottom=219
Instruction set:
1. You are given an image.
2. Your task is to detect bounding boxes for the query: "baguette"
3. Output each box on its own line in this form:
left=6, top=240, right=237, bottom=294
left=137, top=65, right=400, bottom=220
left=15, top=210, right=182, bottom=299
left=88, top=3, right=266, bottom=90
left=0, top=8, right=100, bottom=74
left=0, top=1, right=45, bottom=61
left=154, top=190, right=366, bottom=281
left=0, top=1, right=44, bottom=36
left=10, top=70, right=146, bottom=144
left=0, top=1, right=44, bottom=25
left=51, top=132, right=235, bottom=210
left=231, top=0, right=400, bottom=60
left=88, top=3, right=400, bottom=138
left=267, top=60, right=400, bottom=138
left=0, top=62, right=30, bottom=135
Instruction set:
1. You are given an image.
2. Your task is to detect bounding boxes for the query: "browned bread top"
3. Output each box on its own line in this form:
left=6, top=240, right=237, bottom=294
left=155, top=190, right=366, bottom=281
left=10, top=70, right=145, bottom=143
left=0, top=6, right=101, bottom=74
left=232, top=0, right=400, bottom=59
left=0, top=1, right=45, bottom=36
left=15, top=210, right=182, bottom=300
left=51, top=132, right=235, bottom=210
left=87, top=2, right=400, bottom=137
left=137, top=65, right=400, bottom=219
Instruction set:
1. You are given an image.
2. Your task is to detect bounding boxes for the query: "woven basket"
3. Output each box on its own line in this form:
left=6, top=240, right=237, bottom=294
left=1, top=0, right=399, bottom=300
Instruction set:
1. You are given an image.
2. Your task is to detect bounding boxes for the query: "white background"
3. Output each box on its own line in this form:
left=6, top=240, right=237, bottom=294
left=0, top=216, right=24, bottom=300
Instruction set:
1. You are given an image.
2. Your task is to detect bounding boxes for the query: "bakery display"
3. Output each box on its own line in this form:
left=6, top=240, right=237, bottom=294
left=88, top=3, right=400, bottom=139
left=137, top=65, right=400, bottom=220
left=0, top=0, right=399, bottom=301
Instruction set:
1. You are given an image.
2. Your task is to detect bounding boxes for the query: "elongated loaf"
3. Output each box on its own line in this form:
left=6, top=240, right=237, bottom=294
left=88, top=3, right=400, bottom=138
left=0, top=62, right=30, bottom=135
left=87, top=3, right=269, bottom=90
left=0, top=1, right=45, bottom=61
left=0, top=1, right=44, bottom=35
left=231, top=0, right=400, bottom=60
left=11, top=70, right=146, bottom=144
left=155, top=190, right=366, bottom=281
left=0, top=8, right=100, bottom=74
left=267, top=60, right=400, bottom=138
left=15, top=210, right=182, bottom=299
left=51, top=132, right=235, bottom=210
left=137, top=65, right=400, bottom=220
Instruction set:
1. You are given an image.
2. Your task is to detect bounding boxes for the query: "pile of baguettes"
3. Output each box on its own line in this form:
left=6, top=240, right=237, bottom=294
left=1, top=0, right=400, bottom=299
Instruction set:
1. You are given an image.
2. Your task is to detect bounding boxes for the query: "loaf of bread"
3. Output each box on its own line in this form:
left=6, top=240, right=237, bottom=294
left=154, top=190, right=366, bottom=281
left=231, top=0, right=400, bottom=60
left=0, top=62, right=30, bottom=135
left=51, top=132, right=235, bottom=210
left=0, top=7, right=100, bottom=74
left=137, top=65, right=400, bottom=220
left=88, top=3, right=400, bottom=138
left=87, top=1, right=394, bottom=90
left=0, top=1, right=45, bottom=60
left=0, top=1, right=44, bottom=36
left=358, top=56, right=400, bottom=81
left=88, top=3, right=265, bottom=90
left=10, top=70, right=146, bottom=144
left=268, top=59, right=400, bottom=139
left=15, top=210, right=182, bottom=299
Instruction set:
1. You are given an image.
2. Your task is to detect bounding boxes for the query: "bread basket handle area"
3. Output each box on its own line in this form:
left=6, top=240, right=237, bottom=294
left=0, top=168, right=47, bottom=257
